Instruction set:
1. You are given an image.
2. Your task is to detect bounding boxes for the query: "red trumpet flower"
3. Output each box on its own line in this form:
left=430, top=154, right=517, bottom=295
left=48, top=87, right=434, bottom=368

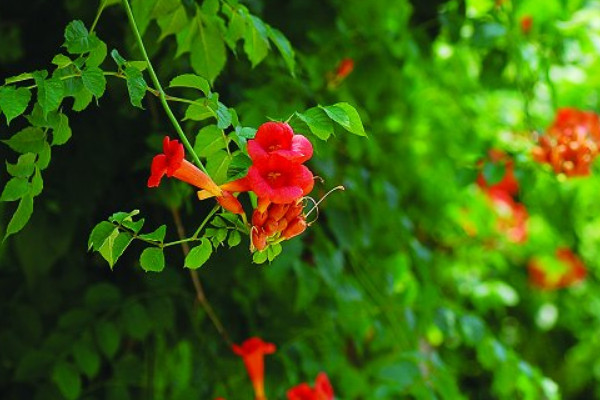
left=148, top=137, right=222, bottom=196
left=528, top=248, right=587, bottom=290
left=287, top=372, right=334, bottom=400
left=248, top=122, right=313, bottom=164
left=232, top=337, right=276, bottom=400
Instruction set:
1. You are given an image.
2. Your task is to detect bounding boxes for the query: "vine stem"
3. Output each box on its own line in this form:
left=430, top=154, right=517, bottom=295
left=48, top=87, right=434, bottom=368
left=121, top=0, right=208, bottom=174
left=171, top=207, right=232, bottom=347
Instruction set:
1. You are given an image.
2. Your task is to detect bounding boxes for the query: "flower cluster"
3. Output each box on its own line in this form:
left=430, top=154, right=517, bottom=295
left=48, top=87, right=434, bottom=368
left=148, top=122, right=317, bottom=251
left=287, top=372, right=335, bottom=400
left=532, top=108, right=600, bottom=177
left=244, top=122, right=314, bottom=251
left=477, top=150, right=528, bottom=244
left=528, top=248, right=587, bottom=290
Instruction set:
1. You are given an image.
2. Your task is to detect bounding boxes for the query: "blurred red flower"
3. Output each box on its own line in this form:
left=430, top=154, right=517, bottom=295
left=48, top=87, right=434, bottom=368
left=487, top=189, right=528, bottom=244
left=520, top=15, right=533, bottom=34
left=287, top=372, right=334, bottom=400
left=477, top=149, right=519, bottom=197
left=528, top=248, right=587, bottom=290
left=232, top=337, right=276, bottom=400
left=532, top=108, right=600, bottom=177
left=335, top=58, right=354, bottom=80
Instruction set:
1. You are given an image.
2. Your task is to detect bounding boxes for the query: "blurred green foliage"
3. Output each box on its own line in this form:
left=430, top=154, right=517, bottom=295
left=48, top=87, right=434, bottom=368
left=2, top=0, right=600, bottom=399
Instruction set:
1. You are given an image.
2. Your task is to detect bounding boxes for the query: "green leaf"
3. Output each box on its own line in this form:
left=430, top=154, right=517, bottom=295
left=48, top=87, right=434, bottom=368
left=110, top=49, right=127, bottom=69
left=31, top=167, right=43, bottom=197
left=138, top=225, right=167, bottom=242
left=227, top=230, right=241, bottom=247
left=34, top=72, right=64, bottom=117
left=5, top=193, right=34, bottom=240
left=268, top=27, right=295, bottom=75
left=132, top=0, right=156, bottom=36
left=215, top=102, right=232, bottom=129
left=72, top=87, right=94, bottom=111
left=151, top=0, right=180, bottom=18
left=320, top=102, right=366, bottom=136
left=169, top=73, right=210, bottom=95
left=88, top=221, right=117, bottom=251
left=6, top=153, right=36, bottom=178
left=0, top=86, right=32, bottom=125
left=4, top=72, right=34, bottom=85
left=87, top=40, right=108, bottom=67
left=125, top=66, right=147, bottom=108
left=95, top=321, right=120, bottom=359
left=184, top=102, right=214, bottom=121
left=296, top=108, right=334, bottom=140
left=52, top=361, right=81, bottom=400
left=202, top=0, right=219, bottom=15
left=51, top=54, right=73, bottom=68
left=253, top=250, right=268, bottom=264
left=72, top=342, right=100, bottom=379
left=227, top=152, right=252, bottom=180
left=190, top=14, right=227, bottom=84
left=157, top=5, right=188, bottom=40
left=184, top=238, right=213, bottom=269
left=37, top=142, right=52, bottom=170
left=0, top=177, right=29, bottom=202
left=194, top=125, right=227, bottom=157
left=99, top=231, right=133, bottom=268
left=3, top=127, right=46, bottom=154
left=64, top=20, right=100, bottom=54
left=109, top=209, right=140, bottom=224
left=139, top=247, right=165, bottom=272
left=52, top=114, right=72, bottom=146
left=206, top=150, right=231, bottom=184
left=243, top=15, right=270, bottom=67
left=267, top=242, right=282, bottom=261
left=226, top=9, right=247, bottom=49
left=82, top=66, right=107, bottom=98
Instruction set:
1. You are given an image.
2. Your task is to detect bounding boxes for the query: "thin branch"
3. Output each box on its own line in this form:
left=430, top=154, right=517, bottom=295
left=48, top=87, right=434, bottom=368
left=171, top=207, right=232, bottom=346
left=121, top=0, right=208, bottom=174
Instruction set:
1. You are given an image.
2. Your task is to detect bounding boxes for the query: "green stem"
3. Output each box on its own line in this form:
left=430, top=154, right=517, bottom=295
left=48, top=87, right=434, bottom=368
left=121, top=0, right=208, bottom=174
left=192, top=205, right=220, bottom=239
left=90, top=0, right=108, bottom=34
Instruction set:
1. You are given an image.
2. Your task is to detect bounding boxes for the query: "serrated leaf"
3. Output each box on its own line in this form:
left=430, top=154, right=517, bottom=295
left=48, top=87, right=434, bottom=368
left=0, top=177, right=29, bottom=202
left=139, top=247, right=165, bottom=272
left=227, top=230, right=241, bottom=247
left=51, top=54, right=72, bottom=68
left=296, top=107, right=334, bottom=140
left=253, top=250, right=268, bottom=264
left=109, top=209, right=140, bottom=224
left=194, top=125, right=226, bottom=157
left=227, top=152, right=252, bottom=180
left=127, top=61, right=148, bottom=71
left=206, top=150, right=231, bottom=184
left=3, top=127, right=46, bottom=154
left=99, top=231, right=133, bottom=268
left=52, top=361, right=81, bottom=400
left=52, top=114, right=72, bottom=146
left=0, top=86, right=32, bottom=125
left=34, top=72, right=64, bottom=117
left=95, top=321, right=120, bottom=359
left=4, top=72, right=34, bottom=85
left=88, top=221, right=117, bottom=251
left=82, top=66, right=106, bottom=98
left=169, top=73, right=210, bottom=94
left=215, top=102, right=231, bottom=129
left=184, top=102, right=214, bottom=121
left=72, top=87, right=94, bottom=111
left=268, top=27, right=295, bottom=75
left=184, top=238, right=212, bottom=269
left=243, top=15, right=270, bottom=67
left=157, top=5, right=188, bottom=40
left=6, top=153, right=36, bottom=178
left=125, top=66, right=147, bottom=108
left=226, top=9, right=246, bottom=49
left=190, top=14, right=227, bottom=84
left=37, top=142, right=51, bottom=170
left=320, top=102, right=366, bottom=136
left=72, top=342, right=100, bottom=379
left=64, top=20, right=100, bottom=54
left=138, top=225, right=167, bottom=242
left=31, top=167, right=43, bottom=197
left=110, top=49, right=127, bottom=69
left=5, top=193, right=34, bottom=240
left=87, top=40, right=107, bottom=67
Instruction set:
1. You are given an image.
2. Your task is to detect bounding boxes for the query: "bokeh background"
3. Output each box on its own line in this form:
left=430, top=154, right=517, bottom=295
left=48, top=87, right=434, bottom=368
left=2, top=0, right=600, bottom=398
